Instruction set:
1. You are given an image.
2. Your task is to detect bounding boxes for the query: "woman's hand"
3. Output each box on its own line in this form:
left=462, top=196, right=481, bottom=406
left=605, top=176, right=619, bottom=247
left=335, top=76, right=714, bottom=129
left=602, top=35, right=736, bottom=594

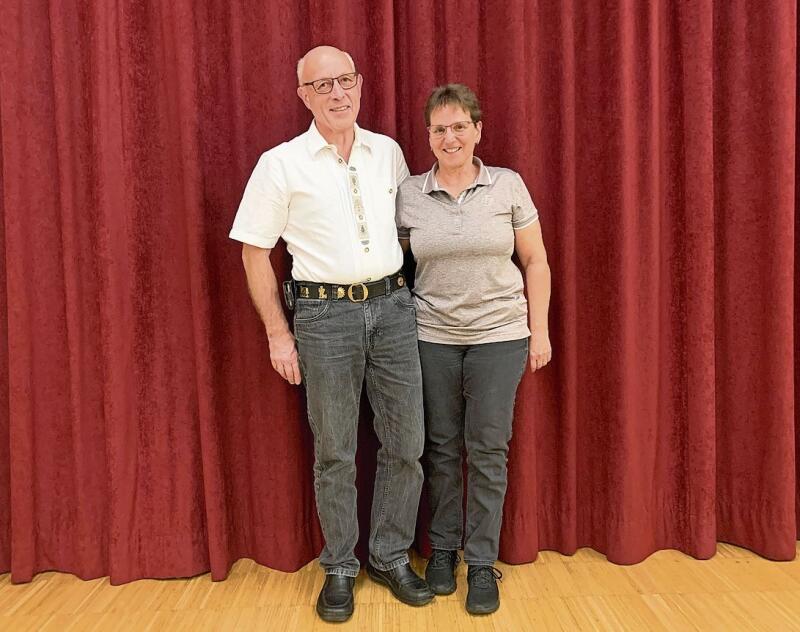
left=529, top=330, right=552, bottom=371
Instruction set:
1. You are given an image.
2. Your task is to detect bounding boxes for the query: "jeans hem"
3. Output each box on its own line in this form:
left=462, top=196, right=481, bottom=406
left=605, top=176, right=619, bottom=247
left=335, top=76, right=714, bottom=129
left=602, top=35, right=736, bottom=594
left=464, top=559, right=497, bottom=567
left=324, top=568, right=360, bottom=578
left=430, top=544, right=461, bottom=552
left=370, top=554, right=410, bottom=571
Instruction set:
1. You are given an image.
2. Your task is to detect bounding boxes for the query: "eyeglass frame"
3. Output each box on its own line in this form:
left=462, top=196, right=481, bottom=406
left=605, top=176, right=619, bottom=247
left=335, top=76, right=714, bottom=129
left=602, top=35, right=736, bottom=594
left=427, top=120, right=477, bottom=137
left=300, top=71, right=360, bottom=95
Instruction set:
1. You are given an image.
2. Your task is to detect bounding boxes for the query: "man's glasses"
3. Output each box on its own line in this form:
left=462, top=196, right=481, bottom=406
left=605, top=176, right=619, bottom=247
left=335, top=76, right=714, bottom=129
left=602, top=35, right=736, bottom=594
left=427, top=121, right=475, bottom=138
left=301, top=72, right=359, bottom=95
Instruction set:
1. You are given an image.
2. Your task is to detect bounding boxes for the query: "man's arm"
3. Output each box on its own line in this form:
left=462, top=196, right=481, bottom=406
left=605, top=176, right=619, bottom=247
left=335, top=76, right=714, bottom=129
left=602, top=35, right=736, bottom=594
left=241, top=243, right=301, bottom=385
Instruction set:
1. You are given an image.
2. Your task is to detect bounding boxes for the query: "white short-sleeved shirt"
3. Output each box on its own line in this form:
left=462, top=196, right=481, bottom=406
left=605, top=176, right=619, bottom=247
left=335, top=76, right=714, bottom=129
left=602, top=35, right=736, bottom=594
left=230, top=121, right=410, bottom=284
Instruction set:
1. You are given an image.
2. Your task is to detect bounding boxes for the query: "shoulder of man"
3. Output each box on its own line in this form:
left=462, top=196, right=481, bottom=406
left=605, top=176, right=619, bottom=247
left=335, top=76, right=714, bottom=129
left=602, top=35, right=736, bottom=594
left=259, top=132, right=307, bottom=162
left=356, top=126, right=402, bottom=152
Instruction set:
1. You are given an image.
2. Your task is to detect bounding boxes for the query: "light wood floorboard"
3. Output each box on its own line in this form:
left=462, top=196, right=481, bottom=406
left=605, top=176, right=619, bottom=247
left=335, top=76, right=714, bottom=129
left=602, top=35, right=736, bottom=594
left=1, top=543, right=799, bottom=631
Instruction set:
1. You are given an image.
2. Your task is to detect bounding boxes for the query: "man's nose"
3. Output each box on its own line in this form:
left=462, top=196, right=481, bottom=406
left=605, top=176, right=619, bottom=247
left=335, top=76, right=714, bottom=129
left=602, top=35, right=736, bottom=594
left=330, top=79, right=346, bottom=98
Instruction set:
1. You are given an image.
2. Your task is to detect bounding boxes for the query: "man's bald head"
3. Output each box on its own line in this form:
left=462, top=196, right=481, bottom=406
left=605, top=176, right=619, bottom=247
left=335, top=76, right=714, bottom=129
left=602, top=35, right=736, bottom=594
left=295, top=45, right=362, bottom=139
left=297, top=46, right=355, bottom=84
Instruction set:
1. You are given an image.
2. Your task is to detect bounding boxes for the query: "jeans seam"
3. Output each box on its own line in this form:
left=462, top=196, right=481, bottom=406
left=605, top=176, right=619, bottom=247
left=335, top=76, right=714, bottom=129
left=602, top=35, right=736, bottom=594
left=299, top=356, right=322, bottom=503
left=390, top=291, right=415, bottom=310
left=427, top=433, right=465, bottom=551
left=293, top=298, right=332, bottom=324
left=366, top=360, right=394, bottom=561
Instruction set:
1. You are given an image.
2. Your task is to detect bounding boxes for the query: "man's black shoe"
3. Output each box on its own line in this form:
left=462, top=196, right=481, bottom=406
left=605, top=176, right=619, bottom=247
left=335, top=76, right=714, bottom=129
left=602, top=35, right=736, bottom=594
left=466, top=565, right=502, bottom=615
left=366, top=562, right=435, bottom=606
left=316, top=574, right=355, bottom=622
left=425, top=549, right=460, bottom=595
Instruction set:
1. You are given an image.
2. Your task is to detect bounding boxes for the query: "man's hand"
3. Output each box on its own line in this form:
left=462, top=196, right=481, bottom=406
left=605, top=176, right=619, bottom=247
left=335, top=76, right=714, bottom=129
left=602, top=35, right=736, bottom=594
left=268, top=329, right=302, bottom=384
left=529, top=330, right=552, bottom=372
left=241, top=244, right=302, bottom=385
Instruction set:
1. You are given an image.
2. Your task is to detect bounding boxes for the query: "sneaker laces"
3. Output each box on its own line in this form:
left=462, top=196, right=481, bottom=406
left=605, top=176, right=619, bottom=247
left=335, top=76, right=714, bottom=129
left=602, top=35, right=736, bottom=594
left=429, top=549, right=459, bottom=569
left=468, top=566, right=502, bottom=589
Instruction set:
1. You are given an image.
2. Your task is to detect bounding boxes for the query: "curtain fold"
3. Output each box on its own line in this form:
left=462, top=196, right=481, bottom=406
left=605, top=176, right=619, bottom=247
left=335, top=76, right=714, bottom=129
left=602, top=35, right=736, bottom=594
left=0, top=0, right=796, bottom=584
left=713, top=1, right=797, bottom=560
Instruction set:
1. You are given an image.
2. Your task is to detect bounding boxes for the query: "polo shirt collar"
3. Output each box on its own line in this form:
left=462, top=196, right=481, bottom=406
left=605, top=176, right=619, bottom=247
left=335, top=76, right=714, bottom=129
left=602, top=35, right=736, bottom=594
left=422, top=157, right=492, bottom=194
left=306, top=120, right=372, bottom=155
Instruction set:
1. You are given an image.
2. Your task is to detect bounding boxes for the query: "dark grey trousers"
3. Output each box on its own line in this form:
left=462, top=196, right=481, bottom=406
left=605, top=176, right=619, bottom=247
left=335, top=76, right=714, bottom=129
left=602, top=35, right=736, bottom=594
left=418, top=338, right=528, bottom=566
left=294, top=286, right=425, bottom=577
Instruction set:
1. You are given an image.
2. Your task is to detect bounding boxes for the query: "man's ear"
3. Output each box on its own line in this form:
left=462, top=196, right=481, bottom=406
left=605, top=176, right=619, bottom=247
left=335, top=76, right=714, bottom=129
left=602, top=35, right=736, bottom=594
left=297, top=86, right=310, bottom=109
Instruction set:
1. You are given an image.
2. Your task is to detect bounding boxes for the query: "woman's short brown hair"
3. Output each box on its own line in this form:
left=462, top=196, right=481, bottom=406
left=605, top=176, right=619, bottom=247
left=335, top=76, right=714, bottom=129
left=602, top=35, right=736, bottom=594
left=424, top=84, right=482, bottom=126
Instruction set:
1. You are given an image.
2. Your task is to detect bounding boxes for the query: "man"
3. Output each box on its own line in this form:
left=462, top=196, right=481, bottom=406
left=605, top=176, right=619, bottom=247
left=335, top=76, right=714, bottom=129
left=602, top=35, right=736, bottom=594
left=229, top=46, right=433, bottom=622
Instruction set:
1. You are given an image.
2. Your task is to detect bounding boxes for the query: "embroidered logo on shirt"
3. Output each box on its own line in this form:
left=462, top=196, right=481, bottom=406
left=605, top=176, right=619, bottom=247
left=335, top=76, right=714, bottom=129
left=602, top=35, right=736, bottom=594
left=349, top=167, right=370, bottom=245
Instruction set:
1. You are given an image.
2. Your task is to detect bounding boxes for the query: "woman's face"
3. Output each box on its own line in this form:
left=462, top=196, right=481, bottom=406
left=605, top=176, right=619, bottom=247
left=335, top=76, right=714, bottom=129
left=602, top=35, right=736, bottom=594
left=428, top=104, right=482, bottom=171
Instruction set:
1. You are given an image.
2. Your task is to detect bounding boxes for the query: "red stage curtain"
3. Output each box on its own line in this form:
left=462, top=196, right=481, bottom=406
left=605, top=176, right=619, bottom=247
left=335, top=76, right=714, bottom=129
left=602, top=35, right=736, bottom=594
left=0, top=1, right=796, bottom=583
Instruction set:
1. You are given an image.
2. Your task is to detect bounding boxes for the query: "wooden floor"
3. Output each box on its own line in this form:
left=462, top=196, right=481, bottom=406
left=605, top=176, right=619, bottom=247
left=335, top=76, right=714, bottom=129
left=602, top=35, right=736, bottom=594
left=2, top=543, right=800, bottom=631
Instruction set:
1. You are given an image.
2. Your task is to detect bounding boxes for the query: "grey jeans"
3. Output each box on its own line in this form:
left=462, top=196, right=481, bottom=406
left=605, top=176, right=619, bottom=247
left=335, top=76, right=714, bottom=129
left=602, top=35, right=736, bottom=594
left=418, top=338, right=528, bottom=566
left=294, top=285, right=425, bottom=577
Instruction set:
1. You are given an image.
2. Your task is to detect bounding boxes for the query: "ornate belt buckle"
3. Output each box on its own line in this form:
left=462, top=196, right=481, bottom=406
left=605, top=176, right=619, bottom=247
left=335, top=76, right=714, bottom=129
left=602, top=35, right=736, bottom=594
left=347, top=282, right=369, bottom=302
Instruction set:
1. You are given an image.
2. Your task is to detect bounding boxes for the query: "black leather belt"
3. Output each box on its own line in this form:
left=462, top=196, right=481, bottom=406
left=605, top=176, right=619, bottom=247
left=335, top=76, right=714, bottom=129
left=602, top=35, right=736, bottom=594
left=295, top=271, right=406, bottom=303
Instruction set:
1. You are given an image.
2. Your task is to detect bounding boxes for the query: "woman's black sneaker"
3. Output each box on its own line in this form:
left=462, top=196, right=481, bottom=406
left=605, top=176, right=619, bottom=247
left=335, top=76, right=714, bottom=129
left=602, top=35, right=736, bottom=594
left=466, top=565, right=502, bottom=615
left=425, top=549, right=459, bottom=595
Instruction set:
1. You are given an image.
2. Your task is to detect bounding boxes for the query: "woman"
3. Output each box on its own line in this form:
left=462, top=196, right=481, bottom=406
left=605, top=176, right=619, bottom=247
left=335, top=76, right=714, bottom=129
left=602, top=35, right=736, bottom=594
left=396, top=84, right=551, bottom=615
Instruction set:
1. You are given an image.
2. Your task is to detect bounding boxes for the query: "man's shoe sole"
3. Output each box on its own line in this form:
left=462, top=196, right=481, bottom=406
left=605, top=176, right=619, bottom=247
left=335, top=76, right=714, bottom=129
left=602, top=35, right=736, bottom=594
left=316, top=601, right=354, bottom=623
left=366, top=566, right=434, bottom=606
left=316, top=592, right=354, bottom=623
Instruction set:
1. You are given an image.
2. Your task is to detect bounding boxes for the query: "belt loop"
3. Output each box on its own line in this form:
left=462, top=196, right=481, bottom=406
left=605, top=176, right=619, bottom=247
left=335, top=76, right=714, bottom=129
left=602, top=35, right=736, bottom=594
left=385, top=275, right=391, bottom=294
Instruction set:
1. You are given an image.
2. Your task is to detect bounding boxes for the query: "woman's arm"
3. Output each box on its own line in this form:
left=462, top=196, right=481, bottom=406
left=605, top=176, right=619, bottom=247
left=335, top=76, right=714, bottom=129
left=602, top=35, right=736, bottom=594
left=514, top=221, right=552, bottom=371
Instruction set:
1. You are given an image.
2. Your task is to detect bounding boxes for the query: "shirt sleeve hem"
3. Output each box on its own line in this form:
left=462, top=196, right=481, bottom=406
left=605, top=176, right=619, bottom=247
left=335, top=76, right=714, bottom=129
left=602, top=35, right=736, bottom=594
left=512, top=215, right=540, bottom=230
left=228, top=229, right=280, bottom=249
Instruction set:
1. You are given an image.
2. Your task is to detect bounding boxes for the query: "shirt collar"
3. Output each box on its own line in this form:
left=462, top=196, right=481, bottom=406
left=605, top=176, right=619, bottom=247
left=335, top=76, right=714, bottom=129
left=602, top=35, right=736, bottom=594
left=422, top=157, right=492, bottom=194
left=306, top=120, right=371, bottom=156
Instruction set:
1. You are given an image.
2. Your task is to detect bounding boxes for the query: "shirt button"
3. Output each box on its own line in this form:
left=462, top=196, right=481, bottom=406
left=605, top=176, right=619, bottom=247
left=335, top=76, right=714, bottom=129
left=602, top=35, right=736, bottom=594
left=358, top=215, right=364, bottom=220
left=364, top=247, right=370, bottom=253
left=389, top=187, right=393, bottom=194
left=366, top=277, right=372, bottom=281
left=338, top=158, right=343, bottom=164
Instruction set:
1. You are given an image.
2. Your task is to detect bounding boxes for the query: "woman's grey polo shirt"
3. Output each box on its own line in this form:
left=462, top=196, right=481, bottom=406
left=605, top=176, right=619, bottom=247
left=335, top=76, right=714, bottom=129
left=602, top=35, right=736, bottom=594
left=396, top=158, right=539, bottom=345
